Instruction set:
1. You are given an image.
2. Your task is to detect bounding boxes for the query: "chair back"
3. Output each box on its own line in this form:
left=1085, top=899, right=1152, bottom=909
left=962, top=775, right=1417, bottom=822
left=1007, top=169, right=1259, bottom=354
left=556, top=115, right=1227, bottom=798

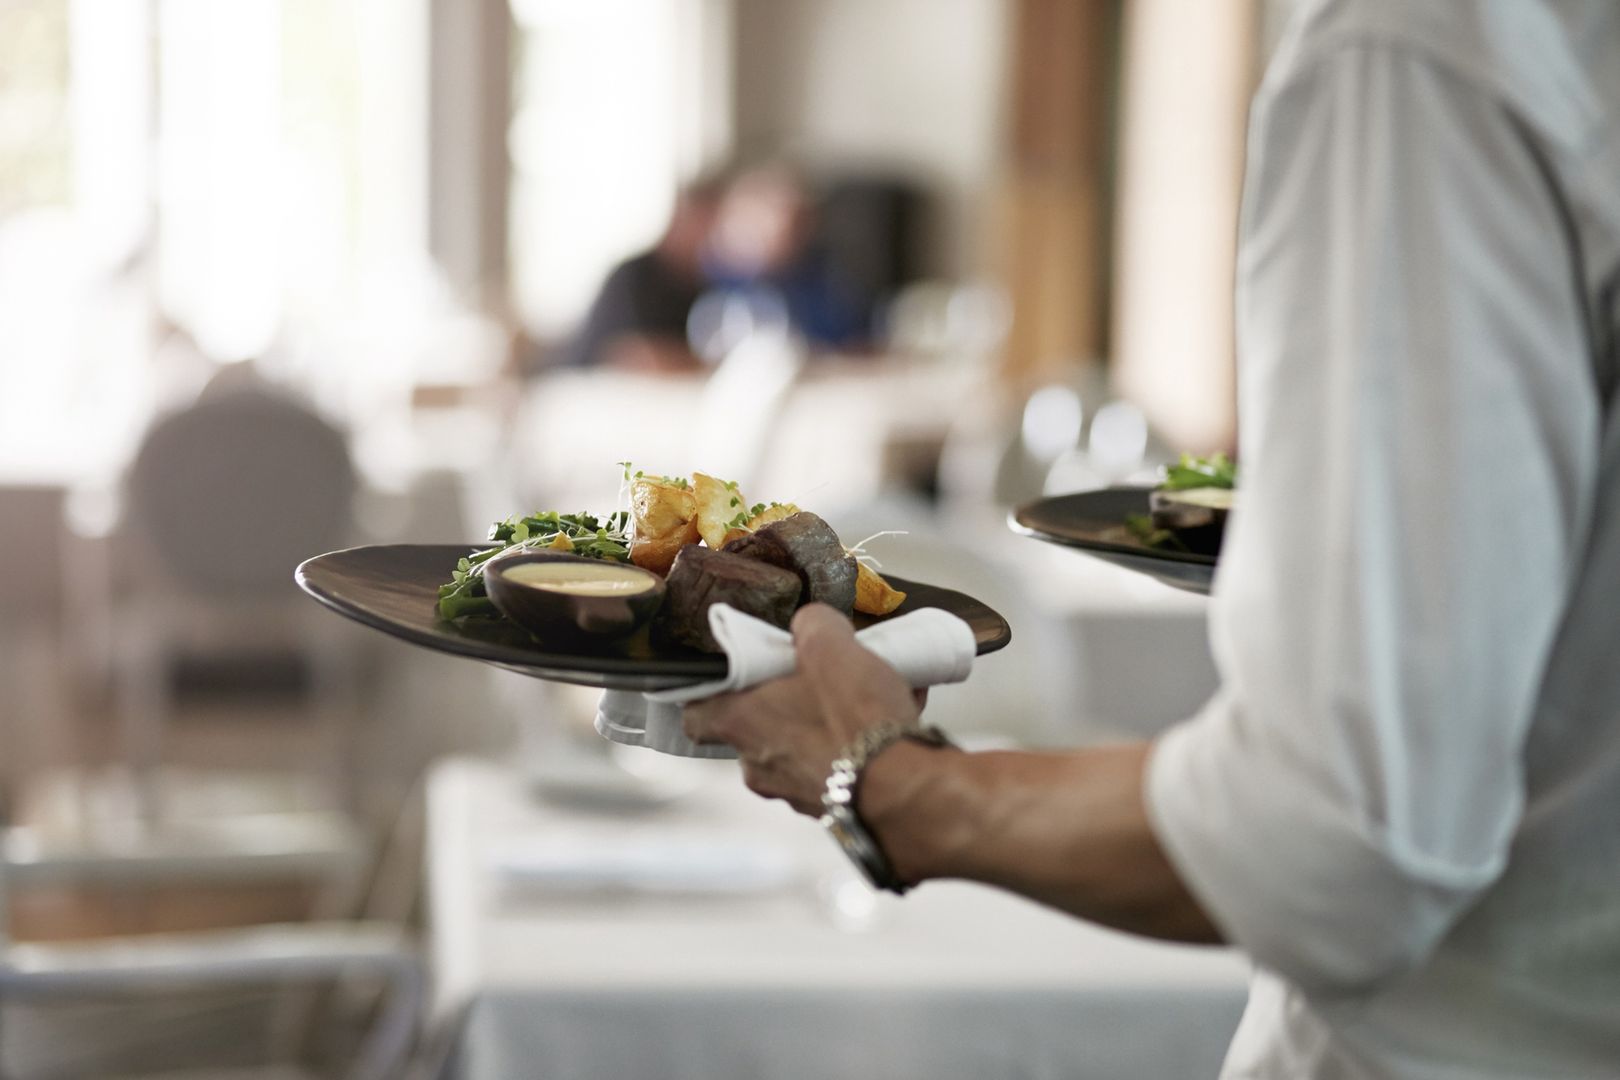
left=690, top=331, right=805, bottom=492
left=126, top=389, right=355, bottom=597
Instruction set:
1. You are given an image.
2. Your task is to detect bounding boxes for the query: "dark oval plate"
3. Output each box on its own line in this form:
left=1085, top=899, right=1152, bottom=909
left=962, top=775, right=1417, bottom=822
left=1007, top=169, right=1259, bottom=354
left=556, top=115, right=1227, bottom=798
left=1010, top=487, right=1216, bottom=596
left=296, top=544, right=1013, bottom=692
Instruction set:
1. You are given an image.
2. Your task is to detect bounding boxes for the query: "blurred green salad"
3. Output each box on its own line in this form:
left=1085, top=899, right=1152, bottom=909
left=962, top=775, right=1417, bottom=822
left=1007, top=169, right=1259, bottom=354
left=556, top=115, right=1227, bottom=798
left=436, top=510, right=630, bottom=620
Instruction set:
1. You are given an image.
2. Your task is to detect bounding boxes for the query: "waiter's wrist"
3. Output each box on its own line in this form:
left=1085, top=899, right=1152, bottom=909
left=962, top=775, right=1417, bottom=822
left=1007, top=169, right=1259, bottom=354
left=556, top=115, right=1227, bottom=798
left=855, top=738, right=977, bottom=887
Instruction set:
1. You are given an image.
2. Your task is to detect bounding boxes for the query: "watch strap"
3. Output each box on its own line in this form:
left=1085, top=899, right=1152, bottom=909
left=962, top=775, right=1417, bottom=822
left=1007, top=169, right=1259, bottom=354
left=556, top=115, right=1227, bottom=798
left=820, top=722, right=954, bottom=895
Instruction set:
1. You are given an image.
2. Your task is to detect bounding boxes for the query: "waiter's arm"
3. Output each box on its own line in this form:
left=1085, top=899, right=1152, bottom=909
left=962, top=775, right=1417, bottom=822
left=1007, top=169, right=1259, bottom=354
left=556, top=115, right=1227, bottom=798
left=686, top=605, right=1221, bottom=944
left=687, top=38, right=1597, bottom=992
left=860, top=716, right=1221, bottom=944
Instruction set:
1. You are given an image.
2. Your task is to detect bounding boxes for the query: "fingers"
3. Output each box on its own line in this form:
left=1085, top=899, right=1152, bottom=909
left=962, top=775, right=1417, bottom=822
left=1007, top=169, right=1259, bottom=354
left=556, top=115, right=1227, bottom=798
left=681, top=678, right=797, bottom=750
left=685, top=694, right=820, bottom=816
left=680, top=605, right=917, bottom=817
left=792, top=603, right=919, bottom=731
left=736, top=744, right=824, bottom=816
left=681, top=698, right=736, bottom=748
left=792, top=602, right=891, bottom=691
left=790, top=603, right=859, bottom=673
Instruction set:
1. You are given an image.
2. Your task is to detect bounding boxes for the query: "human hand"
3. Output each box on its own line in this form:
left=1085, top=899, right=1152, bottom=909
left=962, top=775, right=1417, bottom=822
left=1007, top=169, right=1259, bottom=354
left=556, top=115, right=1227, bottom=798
left=682, top=604, right=922, bottom=815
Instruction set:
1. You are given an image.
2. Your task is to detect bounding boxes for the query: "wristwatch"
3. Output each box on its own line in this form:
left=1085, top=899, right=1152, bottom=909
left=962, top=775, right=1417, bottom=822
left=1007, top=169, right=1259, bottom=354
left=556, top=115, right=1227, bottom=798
left=819, top=721, right=955, bottom=895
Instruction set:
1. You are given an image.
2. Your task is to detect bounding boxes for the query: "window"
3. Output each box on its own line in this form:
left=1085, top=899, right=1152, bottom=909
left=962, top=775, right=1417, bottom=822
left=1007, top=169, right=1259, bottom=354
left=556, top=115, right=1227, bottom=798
left=507, top=0, right=730, bottom=338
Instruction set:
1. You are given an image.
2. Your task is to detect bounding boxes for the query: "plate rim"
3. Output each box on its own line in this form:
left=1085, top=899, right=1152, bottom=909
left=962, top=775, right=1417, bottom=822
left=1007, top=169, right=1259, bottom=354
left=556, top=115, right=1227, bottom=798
left=1009, top=487, right=1219, bottom=567
left=295, top=542, right=1012, bottom=688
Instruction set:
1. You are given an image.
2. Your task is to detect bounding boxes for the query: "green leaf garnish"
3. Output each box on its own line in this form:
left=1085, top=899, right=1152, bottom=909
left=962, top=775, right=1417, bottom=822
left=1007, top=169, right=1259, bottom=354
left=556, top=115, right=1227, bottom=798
left=1159, top=452, right=1238, bottom=491
left=437, top=472, right=636, bottom=620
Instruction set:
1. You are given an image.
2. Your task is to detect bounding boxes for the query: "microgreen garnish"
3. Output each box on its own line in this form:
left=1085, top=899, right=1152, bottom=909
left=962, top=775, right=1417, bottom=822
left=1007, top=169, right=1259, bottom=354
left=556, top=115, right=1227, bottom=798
left=1124, top=514, right=1190, bottom=552
left=437, top=499, right=633, bottom=620
left=845, top=529, right=907, bottom=570
left=1160, top=452, right=1238, bottom=491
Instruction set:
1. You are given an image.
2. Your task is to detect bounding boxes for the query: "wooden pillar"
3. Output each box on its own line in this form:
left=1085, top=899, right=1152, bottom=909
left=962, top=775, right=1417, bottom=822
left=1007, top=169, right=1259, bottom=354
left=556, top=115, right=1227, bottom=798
left=994, top=0, right=1118, bottom=386
left=1110, top=0, right=1259, bottom=453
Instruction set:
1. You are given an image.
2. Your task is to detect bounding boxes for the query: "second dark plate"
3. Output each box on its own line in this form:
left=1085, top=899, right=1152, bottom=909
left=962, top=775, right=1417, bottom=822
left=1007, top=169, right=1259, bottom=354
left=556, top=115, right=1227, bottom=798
left=1010, top=487, right=1217, bottom=596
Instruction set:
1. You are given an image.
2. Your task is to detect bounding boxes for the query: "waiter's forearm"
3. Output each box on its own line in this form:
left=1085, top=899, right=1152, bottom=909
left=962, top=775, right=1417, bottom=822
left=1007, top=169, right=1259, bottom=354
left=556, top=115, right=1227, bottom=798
left=859, top=741, right=1224, bottom=944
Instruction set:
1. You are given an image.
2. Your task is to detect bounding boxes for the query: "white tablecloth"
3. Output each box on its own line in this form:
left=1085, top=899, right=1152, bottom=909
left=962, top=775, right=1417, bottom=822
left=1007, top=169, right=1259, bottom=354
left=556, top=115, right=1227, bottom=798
left=427, top=759, right=1249, bottom=1080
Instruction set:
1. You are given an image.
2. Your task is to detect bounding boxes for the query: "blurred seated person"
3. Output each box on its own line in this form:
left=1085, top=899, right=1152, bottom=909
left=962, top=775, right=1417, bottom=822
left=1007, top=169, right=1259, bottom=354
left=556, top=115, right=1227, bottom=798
left=564, top=175, right=726, bottom=373
left=699, top=164, right=872, bottom=354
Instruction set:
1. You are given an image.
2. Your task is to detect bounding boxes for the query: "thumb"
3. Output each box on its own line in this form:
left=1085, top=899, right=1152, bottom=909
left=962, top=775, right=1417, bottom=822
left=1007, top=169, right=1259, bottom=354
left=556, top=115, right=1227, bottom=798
left=793, top=603, right=919, bottom=733
left=791, top=602, right=861, bottom=678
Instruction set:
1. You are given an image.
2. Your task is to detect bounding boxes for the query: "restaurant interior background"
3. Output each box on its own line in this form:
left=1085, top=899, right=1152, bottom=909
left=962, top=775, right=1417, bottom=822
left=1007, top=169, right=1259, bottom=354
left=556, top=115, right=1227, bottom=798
left=1, top=0, right=1288, bottom=1076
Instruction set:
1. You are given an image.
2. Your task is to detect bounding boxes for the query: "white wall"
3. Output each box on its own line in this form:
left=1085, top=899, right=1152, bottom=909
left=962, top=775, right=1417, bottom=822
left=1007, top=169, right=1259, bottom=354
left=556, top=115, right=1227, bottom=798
left=733, top=0, right=1010, bottom=279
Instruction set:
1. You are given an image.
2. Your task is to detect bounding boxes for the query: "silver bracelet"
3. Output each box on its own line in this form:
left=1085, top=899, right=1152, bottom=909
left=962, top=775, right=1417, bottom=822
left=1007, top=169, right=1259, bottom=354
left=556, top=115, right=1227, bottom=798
left=820, top=722, right=954, bottom=895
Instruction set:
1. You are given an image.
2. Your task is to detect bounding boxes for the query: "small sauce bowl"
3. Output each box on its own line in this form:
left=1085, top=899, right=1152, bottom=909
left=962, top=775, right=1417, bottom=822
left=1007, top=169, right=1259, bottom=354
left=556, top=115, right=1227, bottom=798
left=484, top=552, right=666, bottom=641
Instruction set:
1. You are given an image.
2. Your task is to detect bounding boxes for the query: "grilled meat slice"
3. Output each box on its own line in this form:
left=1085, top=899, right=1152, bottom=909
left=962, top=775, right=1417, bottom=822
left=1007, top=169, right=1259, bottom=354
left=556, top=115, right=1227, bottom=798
left=660, top=545, right=803, bottom=653
left=722, top=512, right=857, bottom=616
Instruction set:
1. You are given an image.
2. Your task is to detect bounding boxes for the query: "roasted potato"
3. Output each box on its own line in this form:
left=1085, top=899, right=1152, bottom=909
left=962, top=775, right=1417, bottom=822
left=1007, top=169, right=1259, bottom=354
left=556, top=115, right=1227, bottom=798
left=631, top=476, right=697, bottom=536
left=692, top=472, right=746, bottom=550
left=630, top=477, right=700, bottom=575
left=747, top=502, right=799, bottom=530
left=630, top=531, right=695, bottom=576
left=854, top=561, right=907, bottom=616
left=712, top=502, right=801, bottom=551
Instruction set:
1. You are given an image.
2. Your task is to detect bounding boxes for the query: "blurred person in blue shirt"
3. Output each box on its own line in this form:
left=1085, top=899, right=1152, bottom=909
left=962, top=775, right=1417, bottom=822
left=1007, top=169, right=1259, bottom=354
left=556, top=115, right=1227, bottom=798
left=565, top=174, right=728, bottom=373
left=701, top=164, right=871, bottom=353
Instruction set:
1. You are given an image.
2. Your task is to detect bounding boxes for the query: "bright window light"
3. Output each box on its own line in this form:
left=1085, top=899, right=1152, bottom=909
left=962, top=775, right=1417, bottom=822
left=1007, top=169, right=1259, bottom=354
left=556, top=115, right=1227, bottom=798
left=507, top=0, right=681, bottom=336
left=1022, top=385, right=1084, bottom=463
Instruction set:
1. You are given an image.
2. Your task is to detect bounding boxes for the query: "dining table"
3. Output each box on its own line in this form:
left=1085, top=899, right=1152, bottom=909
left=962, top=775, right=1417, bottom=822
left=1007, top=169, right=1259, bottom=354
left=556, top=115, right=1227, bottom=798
left=427, top=756, right=1250, bottom=1080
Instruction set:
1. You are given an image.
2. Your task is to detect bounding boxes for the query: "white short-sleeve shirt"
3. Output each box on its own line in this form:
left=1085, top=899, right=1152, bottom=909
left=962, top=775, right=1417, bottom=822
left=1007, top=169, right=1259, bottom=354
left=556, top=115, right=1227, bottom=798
left=1146, top=1, right=1620, bottom=1076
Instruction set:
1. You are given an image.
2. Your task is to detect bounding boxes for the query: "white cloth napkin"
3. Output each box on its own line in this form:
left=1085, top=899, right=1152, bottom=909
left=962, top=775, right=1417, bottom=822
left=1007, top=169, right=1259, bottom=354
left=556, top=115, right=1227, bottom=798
left=595, top=603, right=978, bottom=758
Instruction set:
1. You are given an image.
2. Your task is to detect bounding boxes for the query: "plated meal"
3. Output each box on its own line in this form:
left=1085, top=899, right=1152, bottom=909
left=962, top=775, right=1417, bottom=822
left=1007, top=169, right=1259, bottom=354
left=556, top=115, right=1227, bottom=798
left=435, top=467, right=912, bottom=652
left=1124, top=453, right=1238, bottom=556
left=1009, top=453, right=1238, bottom=596
left=294, top=464, right=1011, bottom=691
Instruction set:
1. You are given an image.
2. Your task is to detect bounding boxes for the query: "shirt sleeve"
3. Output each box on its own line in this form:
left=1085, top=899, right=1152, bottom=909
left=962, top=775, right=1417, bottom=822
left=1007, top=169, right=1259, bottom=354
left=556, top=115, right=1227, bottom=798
left=1146, top=41, right=1602, bottom=996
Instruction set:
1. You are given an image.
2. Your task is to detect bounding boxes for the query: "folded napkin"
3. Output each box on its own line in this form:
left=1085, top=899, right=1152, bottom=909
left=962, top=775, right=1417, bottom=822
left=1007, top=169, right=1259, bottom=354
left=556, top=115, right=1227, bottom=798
left=595, top=603, right=978, bottom=758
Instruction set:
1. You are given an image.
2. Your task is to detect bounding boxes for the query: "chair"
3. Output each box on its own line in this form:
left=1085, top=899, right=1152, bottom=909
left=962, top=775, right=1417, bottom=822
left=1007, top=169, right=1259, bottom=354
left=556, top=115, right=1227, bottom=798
left=689, top=329, right=806, bottom=493
left=0, top=380, right=409, bottom=1075
left=57, top=376, right=373, bottom=934
left=0, top=484, right=71, bottom=811
left=114, top=380, right=362, bottom=815
left=0, top=824, right=421, bottom=1080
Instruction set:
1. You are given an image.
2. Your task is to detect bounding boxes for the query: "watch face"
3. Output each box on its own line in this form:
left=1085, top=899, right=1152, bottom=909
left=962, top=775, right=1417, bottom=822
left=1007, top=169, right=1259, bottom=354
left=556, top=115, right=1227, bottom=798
left=822, top=811, right=859, bottom=851
left=821, top=808, right=888, bottom=890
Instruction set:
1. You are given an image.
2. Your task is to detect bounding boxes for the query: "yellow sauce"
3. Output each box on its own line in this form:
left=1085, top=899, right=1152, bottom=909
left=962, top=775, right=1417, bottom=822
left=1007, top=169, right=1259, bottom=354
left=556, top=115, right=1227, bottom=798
left=503, top=560, right=655, bottom=596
